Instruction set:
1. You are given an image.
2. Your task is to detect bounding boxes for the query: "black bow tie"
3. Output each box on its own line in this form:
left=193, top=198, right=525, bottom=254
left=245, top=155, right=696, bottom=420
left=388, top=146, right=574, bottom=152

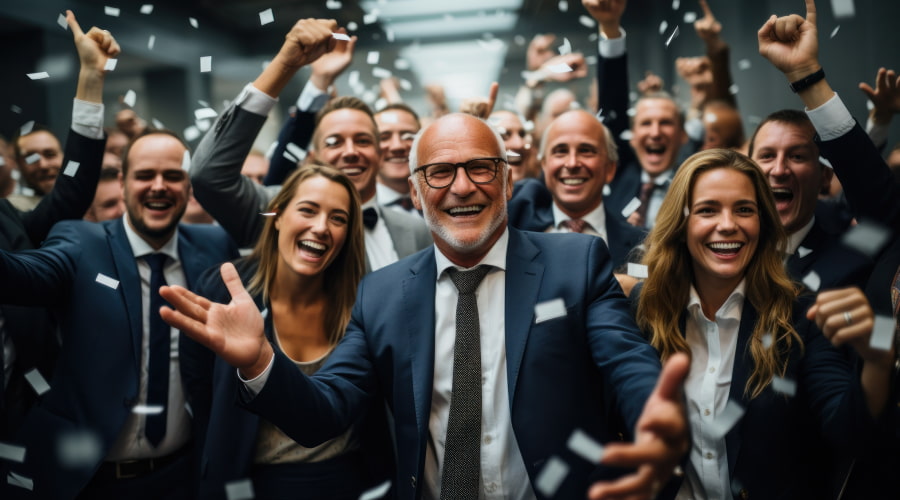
left=363, top=207, right=378, bottom=229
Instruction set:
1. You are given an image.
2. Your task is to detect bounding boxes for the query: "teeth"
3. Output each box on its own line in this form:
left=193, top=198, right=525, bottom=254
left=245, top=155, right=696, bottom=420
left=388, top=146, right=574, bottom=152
left=771, top=187, right=792, bottom=194
left=561, top=178, right=585, bottom=185
left=708, top=242, right=742, bottom=250
left=299, top=240, right=326, bottom=253
left=448, top=206, right=482, bottom=215
left=146, top=202, right=169, bottom=209
left=386, top=157, right=407, bottom=163
left=342, top=167, right=364, bottom=175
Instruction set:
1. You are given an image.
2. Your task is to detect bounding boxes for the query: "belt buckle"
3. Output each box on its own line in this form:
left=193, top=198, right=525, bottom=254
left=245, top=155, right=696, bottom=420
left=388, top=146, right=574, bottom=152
left=115, top=459, right=145, bottom=479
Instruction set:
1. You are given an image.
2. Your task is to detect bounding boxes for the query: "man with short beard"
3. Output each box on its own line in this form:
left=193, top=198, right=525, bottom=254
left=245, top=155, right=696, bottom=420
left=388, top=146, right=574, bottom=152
left=8, top=125, right=64, bottom=211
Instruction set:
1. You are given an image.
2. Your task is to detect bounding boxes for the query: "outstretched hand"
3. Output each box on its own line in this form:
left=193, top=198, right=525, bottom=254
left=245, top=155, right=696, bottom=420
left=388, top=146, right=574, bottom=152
left=67, top=10, right=120, bottom=73
left=459, top=82, right=499, bottom=119
left=589, top=353, right=690, bottom=500
left=274, top=18, right=338, bottom=70
left=160, top=263, right=272, bottom=379
left=310, top=28, right=356, bottom=90
left=806, top=287, right=894, bottom=368
left=694, top=0, right=723, bottom=45
left=582, top=0, right=627, bottom=37
left=757, top=0, right=820, bottom=82
left=860, top=67, right=900, bottom=126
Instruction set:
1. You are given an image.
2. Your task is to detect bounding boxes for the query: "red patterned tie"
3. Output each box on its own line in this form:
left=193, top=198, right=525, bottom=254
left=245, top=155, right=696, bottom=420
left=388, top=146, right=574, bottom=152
left=632, top=181, right=656, bottom=227
left=562, top=219, right=588, bottom=233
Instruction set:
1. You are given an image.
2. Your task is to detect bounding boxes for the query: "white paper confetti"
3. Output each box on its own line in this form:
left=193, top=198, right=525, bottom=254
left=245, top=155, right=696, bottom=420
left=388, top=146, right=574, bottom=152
left=332, top=32, right=351, bottom=41
left=140, top=4, right=154, bottom=14
left=7, top=472, right=33, bottom=491
left=20, top=120, right=35, bottom=136
left=738, top=59, right=752, bottom=70
left=771, top=376, right=797, bottom=397
left=830, top=0, right=855, bottom=19
left=761, top=333, right=774, bottom=348
left=567, top=429, right=604, bottom=462
left=104, top=58, right=118, bottom=71
left=285, top=143, right=307, bottom=162
left=63, top=161, right=80, bottom=177
left=105, top=6, right=120, bottom=17
left=189, top=17, right=199, bottom=29
left=535, top=298, right=567, bottom=324
left=151, top=118, right=165, bottom=130
left=225, top=479, right=254, bottom=500
left=535, top=456, right=569, bottom=497
left=363, top=12, right=379, bottom=25
left=24, top=153, right=41, bottom=165
left=870, top=315, right=896, bottom=351
left=27, top=72, right=50, bottom=80
left=399, top=78, right=412, bottom=91
left=558, top=0, right=568, bottom=12
left=578, top=15, right=596, bottom=28
left=260, top=212, right=277, bottom=217
left=24, top=368, right=50, bottom=395
left=709, top=400, right=744, bottom=438
left=372, top=67, right=392, bottom=79
left=830, top=25, right=840, bottom=39
left=627, top=263, right=648, bottom=279
left=619, top=129, right=634, bottom=141
left=801, top=271, right=821, bottom=292
left=621, top=197, right=642, bottom=218
left=659, top=20, right=669, bottom=35
left=796, top=246, right=812, bottom=259
left=132, top=404, right=164, bottom=415
left=199, top=56, right=212, bottom=73
left=124, top=89, right=137, bottom=108
left=840, top=220, right=891, bottom=258
left=547, top=63, right=573, bottom=74
left=57, top=430, right=102, bottom=468
left=95, top=273, right=119, bottom=290
left=0, top=442, right=26, bottom=463
left=367, top=51, right=380, bottom=65
left=147, top=34, right=156, bottom=50
left=194, top=107, right=217, bottom=120
left=326, top=0, right=342, bottom=9
left=11, top=105, right=22, bottom=114
left=683, top=11, right=697, bottom=23
left=665, top=26, right=680, bottom=48
left=259, top=8, right=274, bottom=26
left=729, top=84, right=739, bottom=95
left=57, top=13, right=68, bottom=30
left=672, top=0, right=680, bottom=9
left=558, top=37, right=572, bottom=56
left=347, top=21, right=358, bottom=31
left=386, top=29, right=395, bottom=42
left=181, top=150, right=192, bottom=171
left=359, top=479, right=392, bottom=500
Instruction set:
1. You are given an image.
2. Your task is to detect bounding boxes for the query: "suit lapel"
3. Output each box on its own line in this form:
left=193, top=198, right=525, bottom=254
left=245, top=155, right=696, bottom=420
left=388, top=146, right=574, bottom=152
left=404, top=250, right=437, bottom=438
left=504, top=229, right=544, bottom=404
left=107, top=219, right=144, bottom=368
left=381, top=207, right=411, bottom=258
left=787, top=222, right=824, bottom=279
left=725, top=302, right=757, bottom=476
left=176, top=226, right=205, bottom=289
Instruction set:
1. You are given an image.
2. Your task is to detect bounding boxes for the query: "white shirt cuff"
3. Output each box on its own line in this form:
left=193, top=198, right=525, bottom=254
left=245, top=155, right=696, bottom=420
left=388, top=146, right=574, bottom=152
left=236, top=83, right=278, bottom=117
left=865, top=116, right=890, bottom=149
left=296, top=80, right=330, bottom=112
left=805, top=93, right=854, bottom=141
left=238, top=352, right=275, bottom=397
left=598, top=27, right=626, bottom=59
left=72, top=99, right=104, bottom=140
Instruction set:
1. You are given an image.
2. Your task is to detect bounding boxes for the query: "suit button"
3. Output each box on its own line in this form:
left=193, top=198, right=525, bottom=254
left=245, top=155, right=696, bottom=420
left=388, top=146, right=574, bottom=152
left=410, top=476, right=416, bottom=488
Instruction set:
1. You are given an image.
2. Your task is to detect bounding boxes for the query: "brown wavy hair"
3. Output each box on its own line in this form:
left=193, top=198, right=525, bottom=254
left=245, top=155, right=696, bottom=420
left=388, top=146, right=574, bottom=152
left=637, top=148, right=800, bottom=398
left=247, top=164, right=364, bottom=346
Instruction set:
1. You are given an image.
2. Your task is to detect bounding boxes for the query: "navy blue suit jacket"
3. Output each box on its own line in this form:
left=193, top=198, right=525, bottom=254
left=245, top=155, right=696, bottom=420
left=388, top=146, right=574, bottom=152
left=785, top=215, right=872, bottom=291
left=0, top=218, right=237, bottom=499
left=508, top=178, right=646, bottom=270
left=243, top=227, right=663, bottom=499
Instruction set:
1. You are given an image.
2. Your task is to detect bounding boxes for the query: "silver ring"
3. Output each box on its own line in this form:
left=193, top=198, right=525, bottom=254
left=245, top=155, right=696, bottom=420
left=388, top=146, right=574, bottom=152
left=843, top=311, right=853, bottom=325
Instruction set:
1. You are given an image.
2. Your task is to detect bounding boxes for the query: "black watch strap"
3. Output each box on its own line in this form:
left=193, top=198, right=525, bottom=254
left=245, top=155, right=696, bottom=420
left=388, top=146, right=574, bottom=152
left=789, top=68, right=825, bottom=93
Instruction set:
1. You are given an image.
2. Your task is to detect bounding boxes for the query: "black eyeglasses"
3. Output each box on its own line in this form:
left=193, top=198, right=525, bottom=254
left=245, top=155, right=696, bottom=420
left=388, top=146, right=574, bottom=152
left=413, top=157, right=506, bottom=189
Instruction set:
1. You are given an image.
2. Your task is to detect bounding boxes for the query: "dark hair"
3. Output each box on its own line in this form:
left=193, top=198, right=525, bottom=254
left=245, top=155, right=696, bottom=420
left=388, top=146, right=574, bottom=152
left=747, top=109, right=816, bottom=157
left=376, top=103, right=421, bottom=127
left=12, top=124, right=59, bottom=158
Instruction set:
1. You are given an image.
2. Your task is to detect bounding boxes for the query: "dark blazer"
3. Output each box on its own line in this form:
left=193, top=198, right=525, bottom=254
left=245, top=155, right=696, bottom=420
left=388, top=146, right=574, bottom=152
left=0, top=130, right=103, bottom=439
left=242, top=227, right=663, bottom=499
left=263, top=108, right=316, bottom=187
left=630, top=284, right=880, bottom=500
left=785, top=216, right=873, bottom=291
left=0, top=218, right=237, bottom=499
left=508, top=178, right=645, bottom=269
left=180, top=258, right=394, bottom=500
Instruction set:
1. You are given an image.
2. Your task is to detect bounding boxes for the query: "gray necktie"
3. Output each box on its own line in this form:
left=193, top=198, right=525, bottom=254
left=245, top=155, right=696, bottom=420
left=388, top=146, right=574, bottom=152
left=440, top=265, right=492, bottom=499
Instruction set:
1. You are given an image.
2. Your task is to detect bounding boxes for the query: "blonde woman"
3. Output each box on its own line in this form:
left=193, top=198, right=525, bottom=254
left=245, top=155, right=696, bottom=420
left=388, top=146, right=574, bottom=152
left=635, top=149, right=894, bottom=499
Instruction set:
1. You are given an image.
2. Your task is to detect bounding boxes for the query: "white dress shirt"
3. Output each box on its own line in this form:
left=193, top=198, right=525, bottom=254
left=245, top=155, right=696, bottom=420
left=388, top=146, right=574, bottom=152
left=677, top=281, right=745, bottom=500
left=362, top=198, right=400, bottom=271
left=106, top=215, right=190, bottom=460
left=641, top=168, right=674, bottom=229
left=424, top=229, right=535, bottom=500
left=784, top=217, right=815, bottom=260
left=377, top=183, right=420, bottom=217
left=547, top=200, right=608, bottom=242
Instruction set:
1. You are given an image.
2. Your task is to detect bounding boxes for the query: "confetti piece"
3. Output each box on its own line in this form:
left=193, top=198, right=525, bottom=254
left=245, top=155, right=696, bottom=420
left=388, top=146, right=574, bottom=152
left=0, top=442, right=26, bottom=463
left=285, top=143, right=307, bottom=161
left=20, top=120, right=35, bottom=136
left=282, top=150, right=299, bottom=163
left=124, top=89, right=137, bottom=108
left=796, top=246, right=813, bottom=258
left=557, top=0, right=569, bottom=11
left=148, top=34, right=156, bottom=50
left=194, top=107, right=217, bottom=120
left=132, top=404, right=164, bottom=415
left=558, top=37, right=572, bottom=56
left=57, top=13, right=67, bottom=30
left=325, top=136, right=338, bottom=146
left=738, top=59, right=752, bottom=70
left=179, top=150, right=191, bottom=172
left=332, top=32, right=350, bottom=41
left=367, top=51, right=380, bottom=65
left=665, top=26, right=680, bottom=48
left=547, top=63, right=573, bottom=74
left=709, top=400, right=744, bottom=438
left=359, top=479, right=392, bottom=500
left=659, top=20, right=669, bottom=35
left=258, top=8, right=274, bottom=25
left=24, top=153, right=40, bottom=165
left=225, top=479, right=254, bottom=500
left=567, top=429, right=604, bottom=462
left=326, top=0, right=342, bottom=9
left=830, top=0, right=855, bottom=19
left=363, top=12, right=379, bottom=25
left=399, top=79, right=412, bottom=91
left=104, top=59, right=118, bottom=71
left=63, top=161, right=80, bottom=177
left=260, top=212, right=277, bottom=217
left=7, top=472, right=33, bottom=491
left=11, top=105, right=22, bottom=114
left=105, top=6, right=120, bottom=17
left=830, top=25, right=840, bottom=39
left=185, top=401, right=193, bottom=418
left=761, top=333, right=774, bottom=348
left=189, top=17, right=199, bottom=29
left=57, top=430, right=102, bottom=468
left=27, top=72, right=50, bottom=80
left=95, top=273, right=119, bottom=290
left=514, top=35, right=526, bottom=46
left=627, top=263, right=648, bottom=279
left=801, top=271, right=820, bottom=292
left=372, top=67, right=392, bottom=79
left=347, top=21, right=358, bottom=31
left=578, top=15, right=596, bottom=28
left=535, top=298, right=567, bottom=324
left=729, top=84, right=739, bottom=95
left=683, top=11, right=697, bottom=23
left=771, top=376, right=797, bottom=397
left=200, top=56, right=212, bottom=73
left=198, top=99, right=209, bottom=107
left=386, top=29, right=394, bottom=42
left=621, top=197, right=642, bottom=218
left=140, top=4, right=154, bottom=14
left=870, top=315, right=896, bottom=351
left=619, top=130, right=633, bottom=141
left=672, top=0, right=680, bottom=9
left=535, top=456, right=569, bottom=497
left=840, top=220, right=891, bottom=258
left=24, top=368, right=50, bottom=395
left=151, top=118, right=165, bottom=129
left=0, top=157, right=5, bottom=167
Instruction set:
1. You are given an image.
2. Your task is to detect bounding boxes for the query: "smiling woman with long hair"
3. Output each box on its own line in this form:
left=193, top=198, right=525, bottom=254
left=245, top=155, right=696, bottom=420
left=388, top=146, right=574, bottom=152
left=180, top=164, right=391, bottom=499
left=634, top=148, right=894, bottom=499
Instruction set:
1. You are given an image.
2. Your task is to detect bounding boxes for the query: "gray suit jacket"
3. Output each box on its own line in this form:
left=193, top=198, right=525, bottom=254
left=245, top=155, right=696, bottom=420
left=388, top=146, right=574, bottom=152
left=190, top=98, right=431, bottom=264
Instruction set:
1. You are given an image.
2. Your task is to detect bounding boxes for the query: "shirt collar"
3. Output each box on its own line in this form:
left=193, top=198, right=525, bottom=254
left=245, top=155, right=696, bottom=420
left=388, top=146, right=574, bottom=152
left=687, top=279, right=746, bottom=323
left=641, top=167, right=674, bottom=186
left=551, top=200, right=606, bottom=234
left=122, top=213, right=180, bottom=262
left=785, top=217, right=815, bottom=256
left=434, top=227, right=509, bottom=278
left=376, top=182, right=404, bottom=205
